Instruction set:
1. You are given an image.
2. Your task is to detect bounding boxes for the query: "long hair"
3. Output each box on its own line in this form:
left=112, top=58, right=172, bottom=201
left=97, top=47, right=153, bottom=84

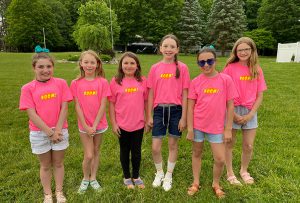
left=115, top=52, right=142, bottom=85
left=225, top=37, right=259, bottom=79
left=32, top=52, right=55, bottom=67
left=77, top=50, right=105, bottom=79
left=160, top=34, right=180, bottom=79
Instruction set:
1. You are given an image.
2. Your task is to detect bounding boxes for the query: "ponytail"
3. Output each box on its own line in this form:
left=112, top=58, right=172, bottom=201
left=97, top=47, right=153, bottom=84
left=174, top=54, right=180, bottom=79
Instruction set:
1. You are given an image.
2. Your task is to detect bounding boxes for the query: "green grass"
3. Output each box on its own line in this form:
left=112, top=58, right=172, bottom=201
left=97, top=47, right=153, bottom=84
left=0, top=52, right=299, bottom=202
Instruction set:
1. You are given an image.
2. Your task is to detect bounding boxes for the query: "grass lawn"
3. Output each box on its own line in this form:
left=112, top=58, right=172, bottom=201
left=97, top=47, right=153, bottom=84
left=0, top=52, right=299, bottom=202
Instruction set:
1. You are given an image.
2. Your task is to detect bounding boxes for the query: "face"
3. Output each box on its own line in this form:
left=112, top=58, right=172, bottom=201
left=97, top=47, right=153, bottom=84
left=33, top=58, right=54, bottom=81
left=160, top=38, right=179, bottom=62
left=197, top=52, right=216, bottom=76
left=236, top=43, right=252, bottom=63
left=122, top=56, right=138, bottom=77
left=80, top=53, right=98, bottom=77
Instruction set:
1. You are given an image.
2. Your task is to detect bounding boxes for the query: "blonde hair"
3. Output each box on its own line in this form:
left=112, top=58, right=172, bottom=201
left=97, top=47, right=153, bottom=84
left=77, top=50, right=105, bottom=79
left=32, top=52, right=55, bottom=67
left=225, top=37, right=260, bottom=79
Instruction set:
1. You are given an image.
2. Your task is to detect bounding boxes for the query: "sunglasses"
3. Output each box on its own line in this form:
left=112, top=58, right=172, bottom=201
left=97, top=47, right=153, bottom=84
left=197, top=58, right=215, bottom=67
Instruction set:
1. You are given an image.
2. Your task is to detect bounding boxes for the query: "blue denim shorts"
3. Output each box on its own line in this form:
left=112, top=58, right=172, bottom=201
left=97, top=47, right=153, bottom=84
left=152, top=104, right=182, bottom=138
left=193, top=129, right=223, bottom=143
left=233, top=106, right=258, bottom=130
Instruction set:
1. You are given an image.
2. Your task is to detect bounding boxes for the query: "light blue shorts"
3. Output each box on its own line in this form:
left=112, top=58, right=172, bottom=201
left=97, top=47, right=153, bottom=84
left=79, top=126, right=108, bottom=135
left=193, top=129, right=223, bottom=143
left=30, top=129, right=69, bottom=155
left=233, top=106, right=258, bottom=130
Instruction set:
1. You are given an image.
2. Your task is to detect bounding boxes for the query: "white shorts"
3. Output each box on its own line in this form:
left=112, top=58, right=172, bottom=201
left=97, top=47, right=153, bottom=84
left=29, top=129, right=69, bottom=155
left=79, top=126, right=108, bottom=135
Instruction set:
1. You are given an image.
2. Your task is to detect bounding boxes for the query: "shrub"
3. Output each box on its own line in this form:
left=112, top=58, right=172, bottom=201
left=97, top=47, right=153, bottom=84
left=67, top=54, right=80, bottom=61
left=100, top=54, right=112, bottom=62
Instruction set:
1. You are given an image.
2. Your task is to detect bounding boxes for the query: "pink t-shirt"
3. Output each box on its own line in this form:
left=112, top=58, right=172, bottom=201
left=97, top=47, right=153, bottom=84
left=70, top=77, right=111, bottom=131
left=19, top=77, right=73, bottom=131
left=188, top=73, right=237, bottom=134
left=147, top=61, right=190, bottom=107
left=109, top=77, right=148, bottom=132
left=223, top=62, right=267, bottom=109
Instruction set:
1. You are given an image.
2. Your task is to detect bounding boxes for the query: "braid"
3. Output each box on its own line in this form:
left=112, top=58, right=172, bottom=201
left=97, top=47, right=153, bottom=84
left=175, top=54, right=180, bottom=79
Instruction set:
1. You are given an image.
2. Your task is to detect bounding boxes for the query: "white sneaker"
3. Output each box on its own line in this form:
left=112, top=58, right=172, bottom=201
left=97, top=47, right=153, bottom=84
left=162, top=177, right=172, bottom=191
left=152, top=172, right=164, bottom=187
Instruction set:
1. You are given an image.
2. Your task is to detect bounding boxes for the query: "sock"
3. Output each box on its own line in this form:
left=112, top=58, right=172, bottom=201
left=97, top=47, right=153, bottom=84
left=165, top=161, right=176, bottom=179
left=155, top=162, right=163, bottom=174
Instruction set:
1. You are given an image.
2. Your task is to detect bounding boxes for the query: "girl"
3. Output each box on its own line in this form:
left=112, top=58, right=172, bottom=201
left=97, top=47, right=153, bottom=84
left=186, top=48, right=237, bottom=198
left=147, top=34, right=190, bottom=191
left=223, top=37, right=267, bottom=185
left=109, top=52, right=148, bottom=189
left=70, top=50, right=111, bottom=193
left=19, top=53, right=72, bottom=203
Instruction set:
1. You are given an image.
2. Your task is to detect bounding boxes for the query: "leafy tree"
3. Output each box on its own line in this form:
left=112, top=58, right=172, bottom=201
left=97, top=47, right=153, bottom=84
left=5, top=0, right=63, bottom=52
left=177, top=0, right=205, bottom=54
left=257, top=0, right=300, bottom=43
left=73, top=0, right=120, bottom=53
left=244, top=28, right=276, bottom=55
left=199, top=0, right=213, bottom=16
left=207, top=0, right=247, bottom=56
left=0, top=0, right=11, bottom=50
left=244, top=0, right=262, bottom=30
left=60, top=0, right=88, bottom=24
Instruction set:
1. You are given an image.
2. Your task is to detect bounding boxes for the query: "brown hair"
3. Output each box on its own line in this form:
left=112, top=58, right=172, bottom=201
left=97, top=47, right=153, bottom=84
left=225, top=37, right=260, bottom=79
left=32, top=52, right=55, bottom=67
left=160, top=34, right=180, bottom=79
left=197, top=47, right=217, bottom=60
left=77, top=50, right=105, bottom=79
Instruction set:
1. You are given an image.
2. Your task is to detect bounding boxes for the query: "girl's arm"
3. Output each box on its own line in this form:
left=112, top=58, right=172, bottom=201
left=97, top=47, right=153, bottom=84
left=109, top=101, right=120, bottom=137
left=241, top=92, right=264, bottom=124
left=53, top=101, right=68, bottom=142
left=178, top=88, right=188, bottom=132
left=74, top=98, right=95, bottom=135
left=224, top=100, right=234, bottom=143
left=92, top=97, right=107, bottom=131
left=186, top=98, right=195, bottom=141
left=26, top=108, right=54, bottom=137
left=147, top=89, right=154, bottom=128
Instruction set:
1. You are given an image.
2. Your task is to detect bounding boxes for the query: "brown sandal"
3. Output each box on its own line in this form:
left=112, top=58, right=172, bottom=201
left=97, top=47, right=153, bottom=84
left=212, top=186, right=225, bottom=199
left=187, top=183, right=200, bottom=196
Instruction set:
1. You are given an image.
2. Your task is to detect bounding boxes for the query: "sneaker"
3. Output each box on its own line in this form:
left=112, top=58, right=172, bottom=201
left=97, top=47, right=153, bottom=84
left=56, top=191, right=67, bottom=203
left=90, top=180, right=102, bottom=191
left=152, top=172, right=164, bottom=187
left=43, top=194, right=53, bottom=203
left=77, top=180, right=89, bottom=194
left=162, top=177, right=172, bottom=191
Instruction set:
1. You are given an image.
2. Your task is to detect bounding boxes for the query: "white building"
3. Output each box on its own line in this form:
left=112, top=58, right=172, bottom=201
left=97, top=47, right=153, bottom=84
left=276, top=42, right=300, bottom=62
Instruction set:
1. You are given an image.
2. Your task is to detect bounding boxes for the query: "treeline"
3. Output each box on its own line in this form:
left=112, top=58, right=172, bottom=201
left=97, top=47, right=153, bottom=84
left=0, top=0, right=299, bottom=55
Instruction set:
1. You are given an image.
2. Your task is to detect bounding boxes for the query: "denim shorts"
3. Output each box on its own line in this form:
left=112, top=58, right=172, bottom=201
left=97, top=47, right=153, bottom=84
left=152, top=104, right=182, bottom=138
left=233, top=106, right=258, bottom=130
left=79, top=126, right=108, bottom=135
left=193, top=129, right=223, bottom=143
left=29, top=129, right=69, bottom=155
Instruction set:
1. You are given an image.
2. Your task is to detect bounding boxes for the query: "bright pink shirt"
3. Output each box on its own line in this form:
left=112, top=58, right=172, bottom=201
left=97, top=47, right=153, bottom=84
left=147, top=61, right=190, bottom=107
left=188, top=73, right=237, bottom=134
left=223, top=62, right=267, bottom=109
left=109, top=77, right=148, bottom=132
left=19, top=77, right=73, bottom=131
left=70, top=77, right=111, bottom=131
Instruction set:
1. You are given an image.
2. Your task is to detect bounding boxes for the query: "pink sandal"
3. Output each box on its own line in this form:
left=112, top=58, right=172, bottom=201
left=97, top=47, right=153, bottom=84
left=240, top=172, right=254, bottom=184
left=227, top=175, right=242, bottom=186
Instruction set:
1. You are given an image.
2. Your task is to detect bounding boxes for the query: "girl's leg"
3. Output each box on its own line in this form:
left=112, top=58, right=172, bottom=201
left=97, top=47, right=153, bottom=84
left=131, top=128, right=144, bottom=179
left=52, top=150, right=65, bottom=192
left=210, top=142, right=226, bottom=188
left=240, top=129, right=256, bottom=174
left=79, top=133, right=95, bottom=180
left=152, top=138, right=163, bottom=166
left=225, top=129, right=237, bottom=177
left=191, top=142, right=204, bottom=186
left=166, top=136, right=179, bottom=177
left=37, top=151, right=52, bottom=195
left=90, top=133, right=103, bottom=180
left=119, top=129, right=131, bottom=179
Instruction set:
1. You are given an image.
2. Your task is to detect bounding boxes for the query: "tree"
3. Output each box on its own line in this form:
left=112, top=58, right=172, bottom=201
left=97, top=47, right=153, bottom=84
left=73, top=1, right=120, bottom=53
left=177, top=0, right=205, bottom=54
left=244, top=28, right=276, bottom=55
left=257, top=0, right=300, bottom=43
left=244, top=0, right=262, bottom=30
left=5, top=0, right=63, bottom=52
left=207, top=0, right=247, bottom=56
left=0, top=0, right=11, bottom=50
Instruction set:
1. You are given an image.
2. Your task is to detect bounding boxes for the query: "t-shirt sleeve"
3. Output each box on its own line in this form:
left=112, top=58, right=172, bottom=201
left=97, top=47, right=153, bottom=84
left=61, top=80, right=73, bottom=102
left=70, top=80, right=77, bottom=98
left=257, top=68, right=267, bottom=92
left=188, top=80, right=197, bottom=100
left=182, top=64, right=190, bottom=89
left=147, top=66, right=155, bottom=89
left=101, top=78, right=111, bottom=98
left=226, top=76, right=238, bottom=101
left=19, top=84, right=35, bottom=110
left=108, top=79, right=116, bottom=103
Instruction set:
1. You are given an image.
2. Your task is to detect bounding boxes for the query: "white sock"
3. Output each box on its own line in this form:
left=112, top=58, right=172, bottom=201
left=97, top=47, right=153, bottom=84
left=155, top=162, right=163, bottom=174
left=165, top=161, right=176, bottom=179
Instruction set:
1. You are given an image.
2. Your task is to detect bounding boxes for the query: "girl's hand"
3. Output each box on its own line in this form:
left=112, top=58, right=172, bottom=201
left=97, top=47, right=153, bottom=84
left=85, top=126, right=96, bottom=137
left=223, top=129, right=232, bottom=143
left=112, top=124, right=121, bottom=138
left=147, top=117, right=153, bottom=128
left=51, top=130, right=63, bottom=143
left=144, top=124, right=151, bottom=134
left=240, top=112, right=254, bottom=125
left=178, top=118, right=186, bottom=132
left=186, top=130, right=194, bottom=141
left=234, top=114, right=244, bottom=125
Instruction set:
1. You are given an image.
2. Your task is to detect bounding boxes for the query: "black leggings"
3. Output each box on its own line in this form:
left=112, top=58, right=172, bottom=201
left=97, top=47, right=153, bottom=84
left=119, top=127, right=144, bottom=179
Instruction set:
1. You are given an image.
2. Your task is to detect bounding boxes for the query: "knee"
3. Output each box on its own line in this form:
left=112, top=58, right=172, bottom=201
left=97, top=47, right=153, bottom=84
left=168, top=142, right=178, bottom=152
left=53, top=160, right=64, bottom=169
left=193, top=148, right=202, bottom=158
left=84, top=153, right=94, bottom=162
left=152, top=146, right=161, bottom=155
left=243, top=143, right=254, bottom=153
left=214, top=156, right=225, bottom=167
left=40, top=163, right=51, bottom=171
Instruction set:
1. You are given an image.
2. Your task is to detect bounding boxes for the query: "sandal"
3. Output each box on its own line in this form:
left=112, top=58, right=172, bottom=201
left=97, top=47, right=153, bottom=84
left=240, top=172, right=254, bottom=184
left=133, top=178, right=145, bottom=189
left=212, top=186, right=225, bottom=199
left=56, top=191, right=67, bottom=203
left=43, top=194, right=53, bottom=203
left=227, top=175, right=242, bottom=186
left=124, top=178, right=134, bottom=189
left=187, top=183, right=200, bottom=196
